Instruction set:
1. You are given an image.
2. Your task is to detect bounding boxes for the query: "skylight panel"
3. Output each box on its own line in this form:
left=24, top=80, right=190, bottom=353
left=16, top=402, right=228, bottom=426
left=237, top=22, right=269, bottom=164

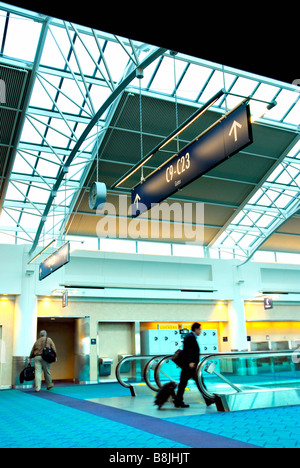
left=149, top=56, right=186, bottom=95
left=5, top=181, right=26, bottom=201
left=68, top=34, right=97, bottom=77
left=19, top=212, right=41, bottom=229
left=237, top=233, right=257, bottom=249
left=102, top=41, right=130, bottom=83
left=251, top=82, right=280, bottom=103
left=27, top=184, right=51, bottom=204
left=267, top=164, right=285, bottom=183
left=44, top=117, right=75, bottom=148
left=255, top=214, right=276, bottom=228
left=288, top=139, right=300, bottom=158
left=30, top=74, right=61, bottom=110
left=274, top=168, right=295, bottom=185
left=284, top=98, right=300, bottom=125
left=176, top=63, right=212, bottom=101
left=0, top=232, right=15, bottom=244
left=36, top=156, right=60, bottom=178
left=0, top=10, right=7, bottom=43
left=225, top=76, right=259, bottom=108
left=276, top=191, right=296, bottom=208
left=3, top=14, right=42, bottom=62
left=0, top=209, right=19, bottom=227
left=57, top=78, right=92, bottom=116
left=238, top=210, right=261, bottom=226
left=41, top=24, right=75, bottom=70
left=21, top=115, right=49, bottom=145
left=12, top=151, right=37, bottom=175
left=89, top=84, right=111, bottom=111
left=199, top=70, right=235, bottom=106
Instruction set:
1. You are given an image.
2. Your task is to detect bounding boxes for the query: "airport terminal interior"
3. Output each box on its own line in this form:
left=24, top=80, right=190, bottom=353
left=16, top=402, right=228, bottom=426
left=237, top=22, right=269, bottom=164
left=0, top=2, right=300, bottom=449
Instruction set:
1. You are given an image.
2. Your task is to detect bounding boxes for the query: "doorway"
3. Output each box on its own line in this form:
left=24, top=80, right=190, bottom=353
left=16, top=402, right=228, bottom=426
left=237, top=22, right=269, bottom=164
left=38, top=318, right=75, bottom=381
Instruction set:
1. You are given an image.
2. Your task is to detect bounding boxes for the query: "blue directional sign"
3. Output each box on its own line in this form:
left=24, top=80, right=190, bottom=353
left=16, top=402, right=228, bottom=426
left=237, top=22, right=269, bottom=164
left=132, top=102, right=252, bottom=217
left=39, top=242, right=70, bottom=281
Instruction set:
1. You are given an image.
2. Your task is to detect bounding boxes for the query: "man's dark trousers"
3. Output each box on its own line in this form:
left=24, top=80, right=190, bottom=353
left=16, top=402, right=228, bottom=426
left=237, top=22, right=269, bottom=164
left=176, top=366, right=196, bottom=404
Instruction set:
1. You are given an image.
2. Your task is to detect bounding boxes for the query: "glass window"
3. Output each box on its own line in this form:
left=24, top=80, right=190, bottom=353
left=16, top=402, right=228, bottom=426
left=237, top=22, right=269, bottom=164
left=200, top=70, right=235, bottom=105
left=266, top=89, right=299, bottom=122
left=41, top=24, right=75, bottom=69
left=251, top=250, right=276, bottom=263
left=100, top=238, right=136, bottom=253
left=67, top=235, right=99, bottom=251
left=276, top=252, right=300, bottom=264
left=5, top=182, right=25, bottom=201
left=284, top=99, right=300, bottom=125
left=67, top=32, right=99, bottom=77
left=27, top=184, right=51, bottom=204
left=288, top=139, right=300, bottom=158
left=20, top=116, right=48, bottom=145
left=137, top=241, right=171, bottom=255
left=176, top=63, right=212, bottom=101
left=102, top=41, right=130, bottom=83
left=0, top=10, right=7, bottom=47
left=0, top=232, right=15, bottom=244
left=252, top=82, right=280, bottom=104
left=172, top=243, right=204, bottom=257
left=149, top=56, right=186, bottom=95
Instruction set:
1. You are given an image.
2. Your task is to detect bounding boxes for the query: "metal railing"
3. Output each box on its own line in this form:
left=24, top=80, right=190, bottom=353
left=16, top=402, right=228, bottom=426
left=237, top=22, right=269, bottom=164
left=116, top=350, right=300, bottom=410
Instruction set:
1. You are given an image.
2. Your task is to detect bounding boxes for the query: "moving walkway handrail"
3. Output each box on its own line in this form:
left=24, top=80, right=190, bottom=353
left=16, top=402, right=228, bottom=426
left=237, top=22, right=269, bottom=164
left=153, top=354, right=216, bottom=404
left=143, top=355, right=168, bottom=392
left=197, top=350, right=297, bottom=401
left=116, top=354, right=166, bottom=395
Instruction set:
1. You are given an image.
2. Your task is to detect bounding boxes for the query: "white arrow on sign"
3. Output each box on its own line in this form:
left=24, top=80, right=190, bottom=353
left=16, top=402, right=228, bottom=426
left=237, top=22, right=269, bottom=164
left=134, top=194, right=141, bottom=209
left=229, top=120, right=242, bottom=142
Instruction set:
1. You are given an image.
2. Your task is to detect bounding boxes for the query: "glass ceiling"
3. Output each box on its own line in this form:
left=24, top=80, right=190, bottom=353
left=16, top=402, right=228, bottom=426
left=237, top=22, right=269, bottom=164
left=0, top=3, right=299, bottom=260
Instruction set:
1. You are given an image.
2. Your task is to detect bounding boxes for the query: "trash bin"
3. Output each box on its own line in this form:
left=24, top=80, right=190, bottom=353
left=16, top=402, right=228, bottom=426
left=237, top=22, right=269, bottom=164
left=99, top=357, right=113, bottom=377
left=118, top=355, right=132, bottom=373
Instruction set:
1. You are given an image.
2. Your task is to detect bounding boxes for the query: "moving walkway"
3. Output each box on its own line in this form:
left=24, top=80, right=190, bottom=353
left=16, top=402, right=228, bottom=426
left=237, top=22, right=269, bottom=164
left=116, top=350, right=300, bottom=412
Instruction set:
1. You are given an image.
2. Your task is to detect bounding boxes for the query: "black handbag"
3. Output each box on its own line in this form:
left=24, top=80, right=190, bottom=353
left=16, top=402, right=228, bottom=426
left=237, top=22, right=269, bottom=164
left=42, top=337, right=56, bottom=364
left=171, top=349, right=184, bottom=369
left=20, top=364, right=35, bottom=383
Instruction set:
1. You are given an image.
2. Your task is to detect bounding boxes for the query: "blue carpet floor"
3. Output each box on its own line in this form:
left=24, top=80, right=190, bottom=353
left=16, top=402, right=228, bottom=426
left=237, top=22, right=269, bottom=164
left=0, top=384, right=299, bottom=448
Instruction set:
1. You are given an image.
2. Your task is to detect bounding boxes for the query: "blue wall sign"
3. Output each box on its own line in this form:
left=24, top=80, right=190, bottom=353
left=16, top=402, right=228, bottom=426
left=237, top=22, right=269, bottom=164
left=39, top=242, right=70, bottom=281
left=132, top=102, right=252, bottom=217
left=264, top=298, right=273, bottom=310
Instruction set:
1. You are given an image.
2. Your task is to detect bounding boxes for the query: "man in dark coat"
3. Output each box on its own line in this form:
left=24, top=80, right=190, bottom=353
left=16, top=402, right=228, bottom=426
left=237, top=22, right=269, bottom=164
left=174, top=322, right=213, bottom=408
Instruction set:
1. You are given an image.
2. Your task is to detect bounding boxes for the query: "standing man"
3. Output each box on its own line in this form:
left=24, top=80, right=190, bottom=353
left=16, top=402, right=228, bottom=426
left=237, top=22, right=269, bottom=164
left=174, top=322, right=213, bottom=408
left=28, top=330, right=57, bottom=392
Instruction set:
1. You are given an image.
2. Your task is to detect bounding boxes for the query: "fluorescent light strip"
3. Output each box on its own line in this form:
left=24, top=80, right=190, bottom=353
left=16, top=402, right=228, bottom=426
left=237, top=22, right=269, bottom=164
left=27, top=239, right=55, bottom=264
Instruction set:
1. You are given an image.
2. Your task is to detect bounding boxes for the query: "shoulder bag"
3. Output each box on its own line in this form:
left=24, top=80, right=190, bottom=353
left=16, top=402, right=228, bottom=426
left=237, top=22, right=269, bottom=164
left=42, top=337, right=56, bottom=364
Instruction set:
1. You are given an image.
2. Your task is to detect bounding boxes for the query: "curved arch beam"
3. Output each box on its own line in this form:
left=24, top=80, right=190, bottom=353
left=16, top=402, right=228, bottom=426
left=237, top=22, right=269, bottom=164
left=29, top=46, right=167, bottom=254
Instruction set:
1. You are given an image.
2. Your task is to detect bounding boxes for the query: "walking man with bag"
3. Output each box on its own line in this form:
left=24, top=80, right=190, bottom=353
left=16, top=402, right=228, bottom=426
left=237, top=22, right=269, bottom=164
left=174, top=322, right=214, bottom=408
left=28, top=330, right=57, bottom=392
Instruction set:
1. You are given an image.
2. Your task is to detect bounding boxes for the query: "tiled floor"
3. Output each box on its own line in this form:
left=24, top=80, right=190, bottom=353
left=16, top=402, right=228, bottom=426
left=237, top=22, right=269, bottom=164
left=0, top=383, right=299, bottom=448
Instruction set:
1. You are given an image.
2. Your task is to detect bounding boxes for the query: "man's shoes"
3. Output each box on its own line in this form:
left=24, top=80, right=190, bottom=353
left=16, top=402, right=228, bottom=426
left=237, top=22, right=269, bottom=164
left=174, top=402, right=190, bottom=408
left=47, top=384, right=54, bottom=391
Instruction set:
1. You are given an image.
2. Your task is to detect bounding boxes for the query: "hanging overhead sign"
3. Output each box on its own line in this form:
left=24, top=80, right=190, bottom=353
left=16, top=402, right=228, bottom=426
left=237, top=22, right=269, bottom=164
left=39, top=242, right=70, bottom=281
left=132, top=102, right=253, bottom=217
